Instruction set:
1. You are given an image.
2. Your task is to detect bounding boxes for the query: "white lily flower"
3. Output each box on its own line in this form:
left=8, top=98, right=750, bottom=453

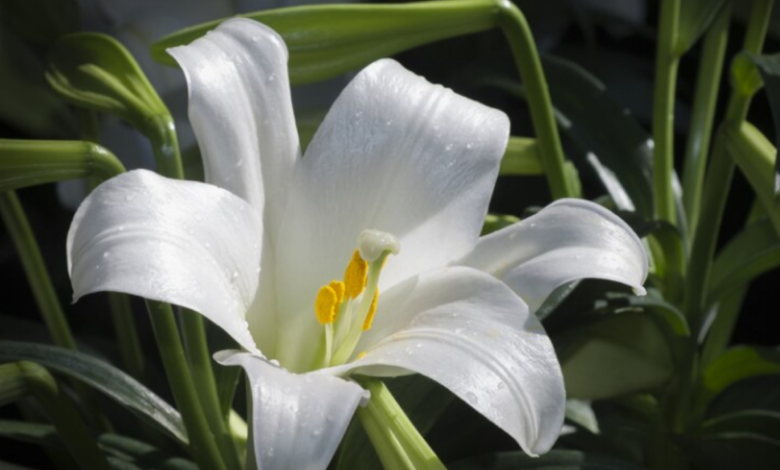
left=67, top=18, right=648, bottom=470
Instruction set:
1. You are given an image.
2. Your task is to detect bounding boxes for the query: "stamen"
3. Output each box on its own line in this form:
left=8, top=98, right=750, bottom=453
left=344, top=250, right=368, bottom=298
left=315, top=285, right=338, bottom=325
left=328, top=280, right=346, bottom=320
left=362, top=290, right=379, bottom=331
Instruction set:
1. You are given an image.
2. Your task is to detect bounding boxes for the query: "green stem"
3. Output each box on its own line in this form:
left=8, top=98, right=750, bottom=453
left=652, top=0, right=681, bottom=225
left=146, top=300, right=228, bottom=470
left=356, top=377, right=446, bottom=470
left=145, top=114, right=184, bottom=180
left=108, top=294, right=146, bottom=381
left=0, top=362, right=111, bottom=470
left=0, top=193, right=75, bottom=350
left=684, top=0, right=774, bottom=333
left=181, top=308, right=242, bottom=470
left=681, top=4, right=731, bottom=233
left=495, top=1, right=578, bottom=199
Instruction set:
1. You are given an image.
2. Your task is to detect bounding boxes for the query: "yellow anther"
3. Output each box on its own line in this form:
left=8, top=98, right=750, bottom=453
left=344, top=250, right=368, bottom=299
left=362, top=290, right=379, bottom=331
left=315, top=285, right=338, bottom=325
left=329, top=280, right=345, bottom=305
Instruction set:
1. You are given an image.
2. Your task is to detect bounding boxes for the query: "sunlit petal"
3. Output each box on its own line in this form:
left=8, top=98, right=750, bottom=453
left=68, top=169, right=262, bottom=353
left=457, top=199, right=648, bottom=312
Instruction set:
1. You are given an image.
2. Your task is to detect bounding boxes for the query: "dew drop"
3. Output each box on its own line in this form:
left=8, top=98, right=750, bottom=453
left=231, top=271, right=239, bottom=282
left=205, top=242, right=211, bottom=248
left=497, top=381, right=506, bottom=390
left=445, top=144, right=453, bottom=151
left=466, top=142, right=474, bottom=149
left=465, top=392, right=478, bottom=404
left=102, top=251, right=110, bottom=259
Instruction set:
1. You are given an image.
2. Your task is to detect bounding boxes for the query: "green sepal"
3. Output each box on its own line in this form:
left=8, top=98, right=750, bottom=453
left=46, top=33, right=168, bottom=134
left=152, top=0, right=497, bottom=85
left=0, top=138, right=125, bottom=191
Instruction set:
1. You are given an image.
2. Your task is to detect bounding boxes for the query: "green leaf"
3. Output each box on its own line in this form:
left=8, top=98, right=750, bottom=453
left=46, top=33, right=168, bottom=132
left=708, top=376, right=780, bottom=416
left=336, top=375, right=452, bottom=470
left=152, top=0, right=497, bottom=85
left=676, top=0, right=729, bottom=55
left=0, top=341, right=187, bottom=445
left=708, top=217, right=780, bottom=306
left=698, top=347, right=780, bottom=409
left=555, top=312, right=674, bottom=400
left=448, top=449, right=648, bottom=470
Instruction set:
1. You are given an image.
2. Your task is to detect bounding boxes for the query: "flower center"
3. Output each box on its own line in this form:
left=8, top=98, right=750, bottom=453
left=314, top=229, right=399, bottom=368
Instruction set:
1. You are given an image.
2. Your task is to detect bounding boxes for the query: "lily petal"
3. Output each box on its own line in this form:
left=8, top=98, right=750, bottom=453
left=67, top=169, right=262, bottom=353
left=275, top=59, right=510, bottom=370
left=216, top=351, right=367, bottom=470
left=456, top=199, right=648, bottom=312
left=168, top=17, right=299, bottom=230
left=329, top=267, right=565, bottom=456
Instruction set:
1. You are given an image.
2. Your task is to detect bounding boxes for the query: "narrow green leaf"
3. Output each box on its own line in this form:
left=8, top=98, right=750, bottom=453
left=698, top=346, right=780, bottom=409
left=708, top=376, right=780, bottom=416
left=0, top=419, right=62, bottom=450
left=46, top=33, right=168, bottom=132
left=676, top=0, right=729, bottom=55
left=449, top=449, right=648, bottom=470
left=556, top=312, right=674, bottom=400
left=0, top=341, right=187, bottom=445
left=708, top=217, right=780, bottom=306
left=744, top=53, right=780, bottom=198
left=152, top=0, right=497, bottom=85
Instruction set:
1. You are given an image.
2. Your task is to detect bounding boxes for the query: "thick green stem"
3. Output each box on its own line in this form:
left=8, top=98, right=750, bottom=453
left=681, top=4, right=731, bottom=233
left=146, top=300, right=228, bottom=470
left=356, top=377, right=446, bottom=470
left=652, top=0, right=681, bottom=225
left=0, top=362, right=111, bottom=470
left=181, top=308, right=242, bottom=470
left=495, top=1, right=578, bottom=199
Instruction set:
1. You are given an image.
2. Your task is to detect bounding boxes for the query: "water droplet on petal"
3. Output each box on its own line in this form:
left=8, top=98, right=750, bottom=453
left=465, top=392, right=478, bottom=404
